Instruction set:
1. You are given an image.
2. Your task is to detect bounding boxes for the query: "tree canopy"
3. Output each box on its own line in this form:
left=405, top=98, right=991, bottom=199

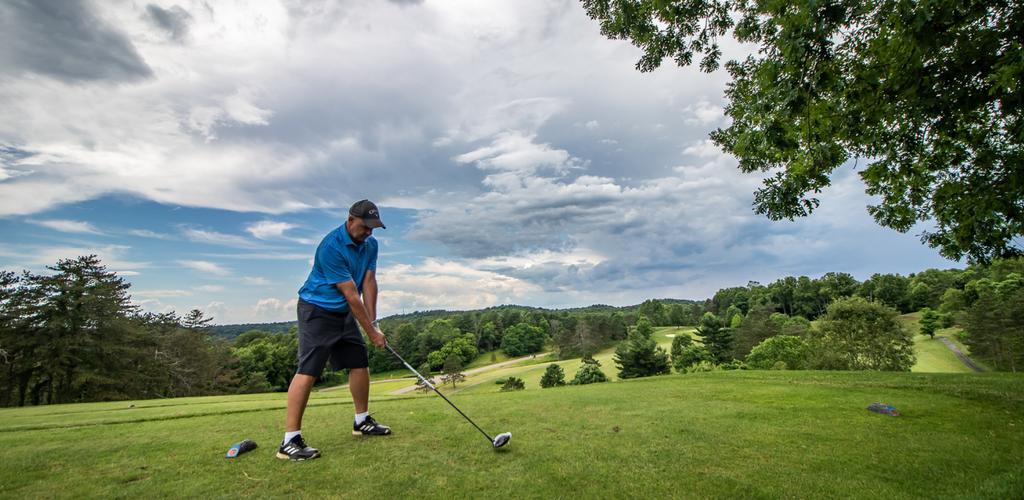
left=583, top=0, right=1023, bottom=262
left=807, top=296, right=916, bottom=371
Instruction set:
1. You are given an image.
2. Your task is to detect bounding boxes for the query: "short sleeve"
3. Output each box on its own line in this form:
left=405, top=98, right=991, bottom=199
left=317, top=240, right=353, bottom=285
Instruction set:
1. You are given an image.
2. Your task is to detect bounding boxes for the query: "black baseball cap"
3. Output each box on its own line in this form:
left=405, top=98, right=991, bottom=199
left=349, top=199, right=386, bottom=229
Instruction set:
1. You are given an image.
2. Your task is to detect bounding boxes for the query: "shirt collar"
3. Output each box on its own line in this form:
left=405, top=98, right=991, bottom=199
left=339, top=225, right=359, bottom=248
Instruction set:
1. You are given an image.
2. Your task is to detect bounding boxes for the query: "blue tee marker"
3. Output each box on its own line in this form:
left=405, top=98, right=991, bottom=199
left=226, top=439, right=258, bottom=458
left=867, top=403, right=899, bottom=416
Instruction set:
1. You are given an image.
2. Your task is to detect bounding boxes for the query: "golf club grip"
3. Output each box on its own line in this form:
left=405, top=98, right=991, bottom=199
left=384, top=343, right=494, bottom=442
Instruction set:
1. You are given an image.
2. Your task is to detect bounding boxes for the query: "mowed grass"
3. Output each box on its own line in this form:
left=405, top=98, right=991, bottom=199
left=3, top=370, right=1022, bottom=499
left=912, top=331, right=977, bottom=374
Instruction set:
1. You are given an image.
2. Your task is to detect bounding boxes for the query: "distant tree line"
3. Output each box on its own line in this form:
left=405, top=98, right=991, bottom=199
left=4, top=255, right=1021, bottom=407
left=0, top=256, right=237, bottom=407
left=657, top=259, right=1024, bottom=375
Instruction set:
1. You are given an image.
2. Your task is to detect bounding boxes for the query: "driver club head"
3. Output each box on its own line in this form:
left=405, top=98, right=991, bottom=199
left=492, top=432, right=511, bottom=448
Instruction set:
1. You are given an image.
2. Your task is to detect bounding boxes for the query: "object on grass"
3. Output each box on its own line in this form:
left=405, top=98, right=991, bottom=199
left=867, top=403, right=899, bottom=416
left=226, top=439, right=258, bottom=458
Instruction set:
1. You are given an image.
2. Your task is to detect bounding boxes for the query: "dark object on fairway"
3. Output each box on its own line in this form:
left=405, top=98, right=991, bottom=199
left=226, top=439, right=258, bottom=458
left=385, top=343, right=512, bottom=449
left=867, top=403, right=899, bottom=416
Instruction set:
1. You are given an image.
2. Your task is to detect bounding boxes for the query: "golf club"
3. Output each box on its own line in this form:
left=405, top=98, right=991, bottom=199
left=385, top=343, right=511, bottom=449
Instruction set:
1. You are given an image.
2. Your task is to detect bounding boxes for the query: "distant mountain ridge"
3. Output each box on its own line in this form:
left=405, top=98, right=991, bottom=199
left=208, top=298, right=697, bottom=339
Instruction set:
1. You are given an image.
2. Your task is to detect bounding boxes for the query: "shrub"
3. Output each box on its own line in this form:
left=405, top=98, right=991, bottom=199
left=686, top=360, right=721, bottom=373
left=569, top=364, right=609, bottom=385
left=540, top=364, right=566, bottom=388
left=807, top=297, right=916, bottom=371
left=720, top=359, right=748, bottom=371
left=500, top=377, right=525, bottom=391
left=673, top=345, right=713, bottom=373
left=771, top=361, right=789, bottom=370
left=745, top=335, right=810, bottom=370
left=495, top=378, right=507, bottom=385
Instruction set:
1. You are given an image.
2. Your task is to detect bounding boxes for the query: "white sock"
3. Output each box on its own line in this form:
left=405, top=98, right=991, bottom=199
left=283, top=430, right=301, bottom=445
left=355, top=411, right=369, bottom=425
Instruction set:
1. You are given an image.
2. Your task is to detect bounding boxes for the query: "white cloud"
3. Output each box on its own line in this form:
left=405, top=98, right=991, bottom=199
left=193, top=285, right=225, bottom=292
left=682, top=97, right=726, bottom=126
left=177, top=260, right=231, bottom=276
left=0, top=244, right=149, bottom=272
left=682, top=139, right=724, bottom=158
left=244, top=276, right=272, bottom=285
left=242, top=220, right=313, bottom=244
left=187, top=87, right=273, bottom=141
left=252, top=297, right=296, bottom=318
left=244, top=221, right=295, bottom=240
left=180, top=227, right=263, bottom=248
left=27, top=219, right=102, bottom=234
left=132, top=289, right=193, bottom=297
left=129, top=229, right=171, bottom=239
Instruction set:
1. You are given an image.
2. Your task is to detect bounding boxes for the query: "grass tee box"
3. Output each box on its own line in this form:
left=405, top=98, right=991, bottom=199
left=1, top=371, right=1022, bottom=499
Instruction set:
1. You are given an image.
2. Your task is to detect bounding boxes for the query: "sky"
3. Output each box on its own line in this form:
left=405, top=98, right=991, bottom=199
left=0, top=0, right=961, bottom=325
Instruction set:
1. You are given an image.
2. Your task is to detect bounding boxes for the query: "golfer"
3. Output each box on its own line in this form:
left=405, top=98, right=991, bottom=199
left=278, top=199, right=391, bottom=461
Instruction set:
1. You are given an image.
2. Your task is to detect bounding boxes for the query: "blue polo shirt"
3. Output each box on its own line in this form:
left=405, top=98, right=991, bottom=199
left=298, top=225, right=378, bottom=312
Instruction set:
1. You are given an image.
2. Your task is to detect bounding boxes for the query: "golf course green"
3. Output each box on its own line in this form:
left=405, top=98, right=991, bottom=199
left=1, top=326, right=1021, bottom=499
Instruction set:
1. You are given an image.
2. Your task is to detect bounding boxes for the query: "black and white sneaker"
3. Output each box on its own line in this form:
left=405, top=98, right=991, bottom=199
left=276, top=435, right=321, bottom=461
left=353, top=415, right=391, bottom=436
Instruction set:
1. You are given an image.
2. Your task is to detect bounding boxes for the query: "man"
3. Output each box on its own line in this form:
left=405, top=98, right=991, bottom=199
left=277, top=199, right=391, bottom=461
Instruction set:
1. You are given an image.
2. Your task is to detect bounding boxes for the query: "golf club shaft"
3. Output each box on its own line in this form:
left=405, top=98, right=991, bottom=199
left=385, top=344, right=494, bottom=442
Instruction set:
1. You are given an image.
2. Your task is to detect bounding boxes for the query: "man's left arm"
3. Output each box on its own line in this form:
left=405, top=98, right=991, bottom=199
left=361, top=270, right=377, bottom=324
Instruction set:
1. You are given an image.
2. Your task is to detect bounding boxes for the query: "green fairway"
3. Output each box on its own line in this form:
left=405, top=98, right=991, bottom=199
left=2, top=371, right=1021, bottom=499
left=912, top=332, right=977, bottom=373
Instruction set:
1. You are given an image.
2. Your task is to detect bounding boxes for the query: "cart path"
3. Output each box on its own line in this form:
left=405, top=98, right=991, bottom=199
left=317, top=353, right=552, bottom=394
left=936, top=335, right=985, bottom=373
left=317, top=378, right=416, bottom=392
left=387, top=353, right=552, bottom=395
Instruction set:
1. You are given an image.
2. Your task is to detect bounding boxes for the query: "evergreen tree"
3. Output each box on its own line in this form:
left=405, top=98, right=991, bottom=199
left=500, top=376, right=525, bottom=391
left=693, top=312, right=733, bottom=363
left=613, top=328, right=672, bottom=379
left=634, top=315, right=653, bottom=339
left=9, top=256, right=158, bottom=405
left=962, top=275, right=1023, bottom=372
left=568, top=364, right=609, bottom=385
left=669, top=334, right=693, bottom=361
left=540, top=363, right=566, bottom=388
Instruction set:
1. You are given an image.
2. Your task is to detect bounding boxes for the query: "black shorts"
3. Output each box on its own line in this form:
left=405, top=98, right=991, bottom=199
left=296, top=298, right=369, bottom=377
